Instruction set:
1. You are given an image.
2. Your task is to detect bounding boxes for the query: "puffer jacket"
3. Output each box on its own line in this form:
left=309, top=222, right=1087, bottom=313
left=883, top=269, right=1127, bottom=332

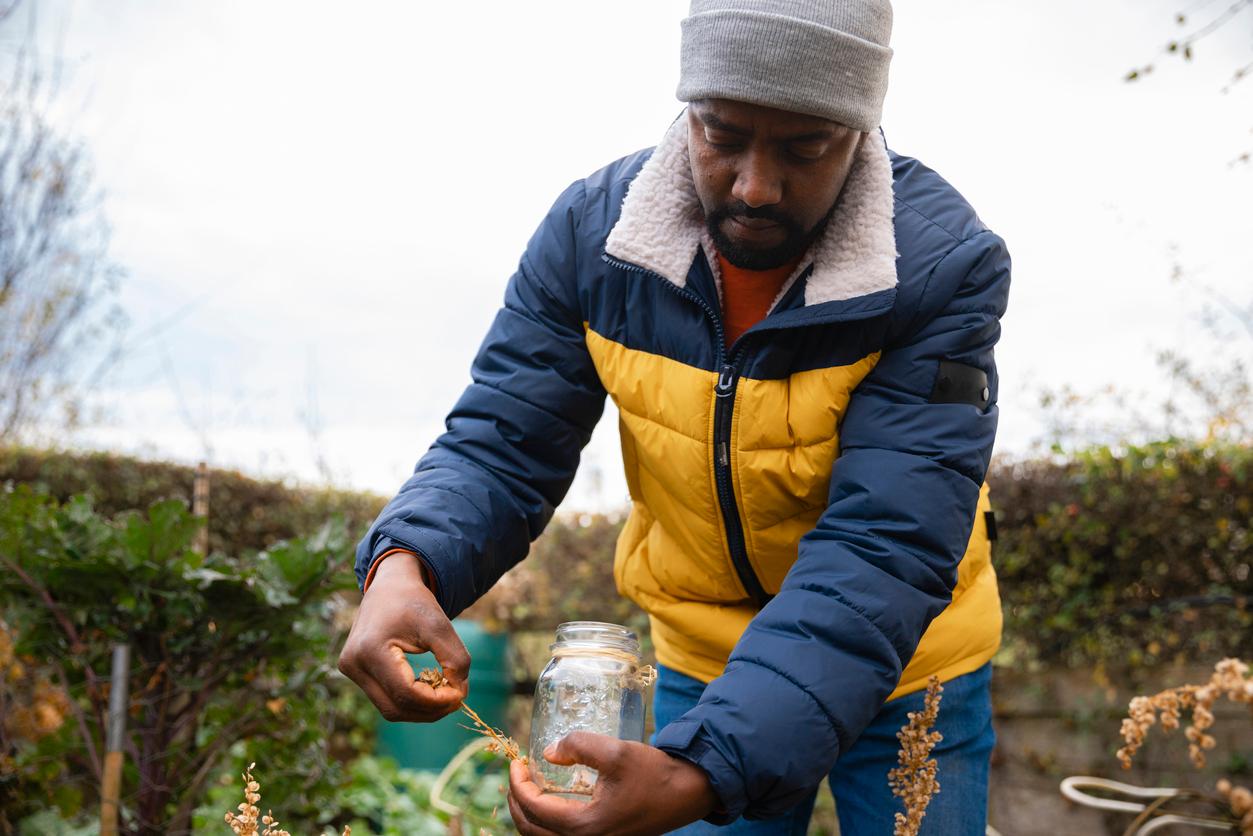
left=355, top=113, right=1011, bottom=822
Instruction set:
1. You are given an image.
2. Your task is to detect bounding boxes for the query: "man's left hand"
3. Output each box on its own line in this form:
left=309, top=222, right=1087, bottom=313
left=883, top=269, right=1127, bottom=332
left=508, top=732, right=719, bottom=835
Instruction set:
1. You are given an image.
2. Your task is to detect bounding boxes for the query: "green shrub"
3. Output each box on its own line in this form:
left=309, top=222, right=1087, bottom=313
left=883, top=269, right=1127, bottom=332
left=0, top=447, right=384, bottom=556
left=0, top=487, right=360, bottom=835
left=463, top=439, right=1253, bottom=675
left=990, top=440, right=1252, bottom=670
left=469, top=511, right=641, bottom=634
left=193, top=750, right=511, bottom=836
left=3, top=440, right=1247, bottom=831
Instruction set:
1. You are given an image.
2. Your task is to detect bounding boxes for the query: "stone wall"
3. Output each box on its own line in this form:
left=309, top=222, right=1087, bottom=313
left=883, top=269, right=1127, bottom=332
left=988, top=664, right=1252, bottom=835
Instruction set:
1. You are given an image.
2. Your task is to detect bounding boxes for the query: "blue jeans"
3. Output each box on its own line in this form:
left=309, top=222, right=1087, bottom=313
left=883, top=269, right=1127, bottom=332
left=652, top=663, right=994, bottom=835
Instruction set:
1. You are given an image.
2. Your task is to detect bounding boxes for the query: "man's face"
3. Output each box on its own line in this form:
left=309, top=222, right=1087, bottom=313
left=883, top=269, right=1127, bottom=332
left=688, top=99, right=865, bottom=270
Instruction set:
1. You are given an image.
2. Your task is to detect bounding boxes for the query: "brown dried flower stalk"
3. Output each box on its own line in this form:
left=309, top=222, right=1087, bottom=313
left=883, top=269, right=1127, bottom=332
left=224, top=762, right=290, bottom=836
left=420, top=668, right=527, bottom=763
left=1, top=620, right=71, bottom=745
left=223, top=763, right=349, bottom=836
left=461, top=702, right=525, bottom=762
left=888, top=676, right=944, bottom=836
left=1216, top=778, right=1253, bottom=836
left=1117, top=657, right=1252, bottom=769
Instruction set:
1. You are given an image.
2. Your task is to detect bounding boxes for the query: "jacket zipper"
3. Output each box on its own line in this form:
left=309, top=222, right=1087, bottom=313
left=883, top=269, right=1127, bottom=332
left=603, top=253, right=772, bottom=609
left=713, top=357, right=771, bottom=608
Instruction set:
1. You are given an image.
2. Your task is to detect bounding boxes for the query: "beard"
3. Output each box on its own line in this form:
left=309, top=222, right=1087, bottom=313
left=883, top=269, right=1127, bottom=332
left=704, top=199, right=835, bottom=271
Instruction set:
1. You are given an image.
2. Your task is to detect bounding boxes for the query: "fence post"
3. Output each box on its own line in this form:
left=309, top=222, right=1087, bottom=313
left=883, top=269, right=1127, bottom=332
left=100, top=643, right=130, bottom=836
left=193, top=461, right=210, bottom=554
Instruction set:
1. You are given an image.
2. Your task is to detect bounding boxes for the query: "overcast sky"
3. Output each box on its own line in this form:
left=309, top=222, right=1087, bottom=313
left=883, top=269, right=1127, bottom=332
left=7, top=0, right=1251, bottom=508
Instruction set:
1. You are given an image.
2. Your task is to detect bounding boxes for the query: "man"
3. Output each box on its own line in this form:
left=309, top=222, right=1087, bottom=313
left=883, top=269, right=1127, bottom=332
left=339, top=1, right=1010, bottom=833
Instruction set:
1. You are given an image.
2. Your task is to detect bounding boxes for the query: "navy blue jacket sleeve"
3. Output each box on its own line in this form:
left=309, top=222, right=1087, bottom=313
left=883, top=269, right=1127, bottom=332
left=654, top=230, right=1011, bottom=822
left=354, top=181, right=607, bottom=616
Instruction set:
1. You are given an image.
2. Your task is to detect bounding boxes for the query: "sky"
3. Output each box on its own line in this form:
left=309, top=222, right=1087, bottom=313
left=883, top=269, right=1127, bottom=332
left=5, top=0, right=1251, bottom=509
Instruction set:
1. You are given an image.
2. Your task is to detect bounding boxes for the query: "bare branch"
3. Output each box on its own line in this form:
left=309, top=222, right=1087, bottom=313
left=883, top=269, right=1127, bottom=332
left=47, top=660, right=102, bottom=781
left=1220, top=57, right=1253, bottom=93
left=1125, top=0, right=1253, bottom=82
left=0, top=15, right=124, bottom=442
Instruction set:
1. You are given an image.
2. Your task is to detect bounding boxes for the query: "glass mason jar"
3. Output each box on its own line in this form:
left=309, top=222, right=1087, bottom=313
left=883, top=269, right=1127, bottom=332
left=528, top=621, right=655, bottom=797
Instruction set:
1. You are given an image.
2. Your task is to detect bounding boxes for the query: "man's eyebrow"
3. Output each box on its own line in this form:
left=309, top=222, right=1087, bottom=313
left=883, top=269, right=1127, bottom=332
left=697, top=111, right=750, bottom=135
left=697, top=110, right=836, bottom=143
left=785, top=128, right=837, bottom=143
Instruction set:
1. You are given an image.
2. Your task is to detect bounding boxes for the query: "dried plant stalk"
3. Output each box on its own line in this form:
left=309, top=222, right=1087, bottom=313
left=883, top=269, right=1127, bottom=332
left=1217, top=779, right=1253, bottom=836
left=421, top=667, right=527, bottom=763
left=1115, top=659, right=1253, bottom=834
left=1117, top=657, right=1252, bottom=769
left=460, top=702, right=525, bottom=762
left=224, top=763, right=351, bottom=836
left=888, top=676, right=944, bottom=836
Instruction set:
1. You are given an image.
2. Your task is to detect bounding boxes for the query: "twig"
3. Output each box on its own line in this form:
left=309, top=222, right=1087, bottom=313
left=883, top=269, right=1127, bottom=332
left=1117, top=657, right=1252, bottom=769
left=47, top=660, right=101, bottom=780
left=889, top=676, right=944, bottom=836
left=419, top=668, right=526, bottom=762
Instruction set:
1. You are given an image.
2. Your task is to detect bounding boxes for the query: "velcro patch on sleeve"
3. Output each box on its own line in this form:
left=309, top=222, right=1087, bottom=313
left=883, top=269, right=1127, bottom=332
left=929, top=360, right=990, bottom=409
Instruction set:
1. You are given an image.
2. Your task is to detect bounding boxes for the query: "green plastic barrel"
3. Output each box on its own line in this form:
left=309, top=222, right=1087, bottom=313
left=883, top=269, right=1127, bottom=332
left=374, top=619, right=512, bottom=771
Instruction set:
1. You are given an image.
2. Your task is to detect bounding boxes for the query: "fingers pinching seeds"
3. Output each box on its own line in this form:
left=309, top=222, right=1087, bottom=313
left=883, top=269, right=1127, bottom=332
left=349, top=643, right=455, bottom=722
left=340, top=558, right=473, bottom=723
left=337, top=648, right=406, bottom=720
left=345, top=668, right=405, bottom=723
left=425, top=613, right=472, bottom=689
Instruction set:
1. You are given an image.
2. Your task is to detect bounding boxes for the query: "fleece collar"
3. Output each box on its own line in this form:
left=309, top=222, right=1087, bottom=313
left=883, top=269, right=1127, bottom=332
left=604, top=112, right=898, bottom=308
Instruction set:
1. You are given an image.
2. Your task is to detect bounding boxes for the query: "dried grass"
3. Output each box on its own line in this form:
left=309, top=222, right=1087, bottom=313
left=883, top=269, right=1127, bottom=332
left=1217, top=778, right=1253, bottom=835
left=888, top=676, right=943, bottom=836
left=1117, top=657, right=1252, bottom=769
left=420, top=668, right=526, bottom=763
left=223, top=762, right=349, bottom=836
left=1117, top=657, right=1253, bottom=834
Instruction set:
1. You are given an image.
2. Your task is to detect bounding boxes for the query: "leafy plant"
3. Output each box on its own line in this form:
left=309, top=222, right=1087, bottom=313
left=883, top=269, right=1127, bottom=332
left=0, top=486, right=357, bottom=835
left=197, top=751, right=512, bottom=836
left=991, top=439, right=1252, bottom=671
left=0, top=447, right=384, bottom=557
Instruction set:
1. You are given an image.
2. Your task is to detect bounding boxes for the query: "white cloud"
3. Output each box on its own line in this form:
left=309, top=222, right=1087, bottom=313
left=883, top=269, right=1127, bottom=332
left=14, top=0, right=1250, bottom=505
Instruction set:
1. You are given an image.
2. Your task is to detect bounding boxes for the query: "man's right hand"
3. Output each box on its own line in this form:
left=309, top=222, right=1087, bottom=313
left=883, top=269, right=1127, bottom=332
left=337, top=553, right=470, bottom=722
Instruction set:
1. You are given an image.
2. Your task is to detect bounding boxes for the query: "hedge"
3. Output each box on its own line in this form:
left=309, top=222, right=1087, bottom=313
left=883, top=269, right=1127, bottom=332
left=990, top=440, right=1251, bottom=670
left=3, top=440, right=1249, bottom=671
left=477, top=439, right=1252, bottom=672
left=0, top=447, right=384, bottom=557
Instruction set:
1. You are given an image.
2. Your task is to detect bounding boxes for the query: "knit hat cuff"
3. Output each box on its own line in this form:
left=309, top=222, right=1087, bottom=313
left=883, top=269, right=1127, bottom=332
left=677, top=9, right=892, bottom=131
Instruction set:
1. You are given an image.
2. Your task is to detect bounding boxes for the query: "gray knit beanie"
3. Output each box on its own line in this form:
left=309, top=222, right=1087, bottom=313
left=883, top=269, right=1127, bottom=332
left=676, top=0, right=894, bottom=131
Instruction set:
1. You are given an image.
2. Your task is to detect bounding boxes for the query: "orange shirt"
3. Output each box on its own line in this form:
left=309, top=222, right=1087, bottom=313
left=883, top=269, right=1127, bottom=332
left=716, top=251, right=803, bottom=349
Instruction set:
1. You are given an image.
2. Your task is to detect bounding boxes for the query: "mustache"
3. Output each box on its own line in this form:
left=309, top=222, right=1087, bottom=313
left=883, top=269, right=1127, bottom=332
left=709, top=201, right=801, bottom=230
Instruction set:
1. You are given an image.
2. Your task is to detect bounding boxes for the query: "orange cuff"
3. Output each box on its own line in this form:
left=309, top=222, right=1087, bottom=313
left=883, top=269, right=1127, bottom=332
left=363, top=548, right=432, bottom=594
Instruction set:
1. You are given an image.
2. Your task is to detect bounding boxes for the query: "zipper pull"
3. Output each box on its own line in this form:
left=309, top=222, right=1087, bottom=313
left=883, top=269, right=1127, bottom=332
left=717, top=441, right=730, bottom=467
left=715, top=364, right=737, bottom=398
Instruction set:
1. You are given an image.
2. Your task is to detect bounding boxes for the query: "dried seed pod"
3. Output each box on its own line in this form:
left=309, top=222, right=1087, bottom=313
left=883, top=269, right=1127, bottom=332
left=1117, top=658, right=1251, bottom=770
left=888, top=676, right=943, bottom=836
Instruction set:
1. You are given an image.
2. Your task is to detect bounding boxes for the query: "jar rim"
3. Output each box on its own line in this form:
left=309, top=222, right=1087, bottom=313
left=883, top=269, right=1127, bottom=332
left=552, top=621, right=640, bottom=657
